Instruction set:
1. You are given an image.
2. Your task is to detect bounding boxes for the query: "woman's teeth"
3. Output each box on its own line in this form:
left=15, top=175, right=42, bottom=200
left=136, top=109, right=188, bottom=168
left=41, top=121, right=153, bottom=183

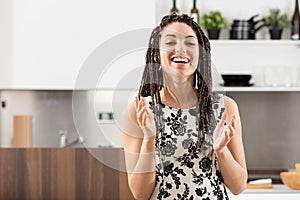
left=172, top=57, right=189, bottom=63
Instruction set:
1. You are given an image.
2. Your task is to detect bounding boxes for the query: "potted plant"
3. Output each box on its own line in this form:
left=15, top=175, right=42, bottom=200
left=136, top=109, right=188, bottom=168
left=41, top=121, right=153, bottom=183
left=200, top=10, right=228, bottom=39
left=263, top=8, right=291, bottom=39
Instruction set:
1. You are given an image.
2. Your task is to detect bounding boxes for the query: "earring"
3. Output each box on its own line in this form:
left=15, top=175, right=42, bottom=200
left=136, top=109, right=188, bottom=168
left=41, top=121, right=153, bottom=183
left=194, top=72, right=198, bottom=88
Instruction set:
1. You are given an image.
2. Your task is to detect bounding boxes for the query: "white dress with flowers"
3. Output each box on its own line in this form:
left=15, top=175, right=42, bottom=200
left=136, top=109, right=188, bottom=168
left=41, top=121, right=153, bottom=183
left=147, top=93, right=229, bottom=200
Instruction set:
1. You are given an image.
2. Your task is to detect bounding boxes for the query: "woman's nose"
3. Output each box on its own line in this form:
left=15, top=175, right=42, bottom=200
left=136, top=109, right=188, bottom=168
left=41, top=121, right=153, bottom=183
left=175, top=43, right=186, bottom=54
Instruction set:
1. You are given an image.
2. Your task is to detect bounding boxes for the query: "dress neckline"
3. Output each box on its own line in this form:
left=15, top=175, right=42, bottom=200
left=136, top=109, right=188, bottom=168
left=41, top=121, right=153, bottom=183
left=160, top=102, right=197, bottom=111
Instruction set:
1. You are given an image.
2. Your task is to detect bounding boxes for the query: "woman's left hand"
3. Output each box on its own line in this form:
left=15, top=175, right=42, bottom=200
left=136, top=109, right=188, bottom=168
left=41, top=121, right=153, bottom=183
left=213, top=113, right=236, bottom=153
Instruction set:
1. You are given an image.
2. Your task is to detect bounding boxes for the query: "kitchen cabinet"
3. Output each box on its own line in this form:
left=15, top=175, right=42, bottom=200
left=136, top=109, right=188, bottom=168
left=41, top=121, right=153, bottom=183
left=0, top=0, right=155, bottom=90
left=0, top=148, right=135, bottom=200
left=1, top=148, right=298, bottom=200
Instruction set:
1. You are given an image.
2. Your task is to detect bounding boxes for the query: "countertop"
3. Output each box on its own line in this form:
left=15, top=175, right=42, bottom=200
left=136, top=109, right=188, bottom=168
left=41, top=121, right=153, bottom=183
left=228, top=184, right=300, bottom=200
left=243, top=184, right=300, bottom=194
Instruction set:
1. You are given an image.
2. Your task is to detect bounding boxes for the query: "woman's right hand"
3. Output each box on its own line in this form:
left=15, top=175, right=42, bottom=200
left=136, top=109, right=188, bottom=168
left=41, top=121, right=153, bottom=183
left=213, top=113, right=235, bottom=154
left=135, top=96, right=156, bottom=139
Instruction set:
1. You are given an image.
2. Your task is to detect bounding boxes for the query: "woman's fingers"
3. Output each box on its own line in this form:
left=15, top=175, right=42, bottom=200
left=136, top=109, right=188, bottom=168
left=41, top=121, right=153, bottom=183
left=135, top=97, right=152, bottom=127
left=214, top=114, right=236, bottom=151
left=134, top=96, right=156, bottom=138
left=231, top=114, right=236, bottom=129
left=227, top=115, right=236, bottom=137
left=229, top=126, right=235, bottom=138
left=137, top=106, right=148, bottom=125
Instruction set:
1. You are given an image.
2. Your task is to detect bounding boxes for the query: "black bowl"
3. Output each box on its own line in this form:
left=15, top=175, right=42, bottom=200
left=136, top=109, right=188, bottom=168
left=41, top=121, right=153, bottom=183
left=221, top=74, right=252, bottom=86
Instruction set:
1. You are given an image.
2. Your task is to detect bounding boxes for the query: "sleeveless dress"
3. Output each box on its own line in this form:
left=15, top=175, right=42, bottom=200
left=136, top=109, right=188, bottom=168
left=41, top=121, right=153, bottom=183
left=146, top=93, right=229, bottom=200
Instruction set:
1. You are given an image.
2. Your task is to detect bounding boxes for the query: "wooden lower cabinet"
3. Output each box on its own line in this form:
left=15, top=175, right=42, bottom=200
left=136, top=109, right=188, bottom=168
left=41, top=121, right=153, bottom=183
left=0, top=148, right=135, bottom=200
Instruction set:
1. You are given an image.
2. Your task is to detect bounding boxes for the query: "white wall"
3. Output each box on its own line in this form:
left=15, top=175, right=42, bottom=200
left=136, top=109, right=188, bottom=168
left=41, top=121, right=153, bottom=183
left=0, top=0, right=13, bottom=87
left=210, top=42, right=300, bottom=78
left=0, top=0, right=155, bottom=89
left=2, top=0, right=300, bottom=89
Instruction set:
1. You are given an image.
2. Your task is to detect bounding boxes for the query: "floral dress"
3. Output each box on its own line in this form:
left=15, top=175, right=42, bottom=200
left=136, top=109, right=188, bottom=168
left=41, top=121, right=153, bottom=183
left=147, top=93, right=229, bottom=200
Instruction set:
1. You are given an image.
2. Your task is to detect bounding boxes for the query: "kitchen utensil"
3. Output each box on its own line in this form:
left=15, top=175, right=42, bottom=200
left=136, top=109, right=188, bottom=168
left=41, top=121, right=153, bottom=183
left=247, top=178, right=273, bottom=189
left=12, top=115, right=32, bottom=147
left=221, top=74, right=252, bottom=86
left=248, top=178, right=272, bottom=185
left=230, top=14, right=266, bottom=39
left=246, top=183, right=273, bottom=189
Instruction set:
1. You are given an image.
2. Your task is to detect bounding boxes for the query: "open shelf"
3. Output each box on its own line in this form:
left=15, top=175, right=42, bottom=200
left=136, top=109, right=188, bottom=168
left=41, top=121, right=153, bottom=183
left=211, top=40, right=300, bottom=46
left=224, top=86, right=300, bottom=92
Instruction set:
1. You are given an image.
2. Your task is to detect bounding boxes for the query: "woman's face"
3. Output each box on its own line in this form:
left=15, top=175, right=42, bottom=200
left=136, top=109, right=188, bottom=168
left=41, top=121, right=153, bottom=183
left=159, top=22, right=199, bottom=80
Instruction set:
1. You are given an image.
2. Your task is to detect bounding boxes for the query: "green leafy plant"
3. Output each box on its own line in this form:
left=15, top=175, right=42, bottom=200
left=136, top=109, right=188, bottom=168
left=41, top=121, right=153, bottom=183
left=200, top=11, right=227, bottom=29
left=263, top=8, right=290, bottom=29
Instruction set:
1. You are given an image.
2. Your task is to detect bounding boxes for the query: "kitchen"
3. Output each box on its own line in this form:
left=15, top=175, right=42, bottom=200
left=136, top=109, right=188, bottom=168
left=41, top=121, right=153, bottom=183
left=0, top=0, right=300, bottom=199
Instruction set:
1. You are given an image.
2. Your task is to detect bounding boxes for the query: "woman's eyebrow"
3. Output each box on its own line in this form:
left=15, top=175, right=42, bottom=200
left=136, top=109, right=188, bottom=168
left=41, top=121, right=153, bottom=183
left=163, top=34, right=176, bottom=38
left=185, top=35, right=196, bottom=39
left=163, top=34, right=196, bottom=39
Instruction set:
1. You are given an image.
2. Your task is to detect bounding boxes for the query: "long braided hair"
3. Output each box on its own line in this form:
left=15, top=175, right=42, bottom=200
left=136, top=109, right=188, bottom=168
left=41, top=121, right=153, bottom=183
left=138, top=13, right=215, bottom=148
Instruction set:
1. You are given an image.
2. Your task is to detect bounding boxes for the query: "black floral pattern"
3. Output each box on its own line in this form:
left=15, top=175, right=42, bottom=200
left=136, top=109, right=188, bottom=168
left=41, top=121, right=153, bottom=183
left=199, top=157, right=212, bottom=172
left=161, top=141, right=177, bottom=156
left=146, top=93, right=228, bottom=200
left=182, top=138, right=194, bottom=149
left=165, top=109, right=188, bottom=137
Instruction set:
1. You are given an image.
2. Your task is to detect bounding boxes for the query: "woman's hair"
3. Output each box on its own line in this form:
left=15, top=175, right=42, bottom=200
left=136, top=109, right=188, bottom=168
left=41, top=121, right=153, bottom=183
left=138, top=13, right=214, bottom=148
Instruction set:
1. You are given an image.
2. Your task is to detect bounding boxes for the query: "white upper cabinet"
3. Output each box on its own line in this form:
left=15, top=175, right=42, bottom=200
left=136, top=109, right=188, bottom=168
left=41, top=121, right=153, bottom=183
left=0, top=0, right=155, bottom=90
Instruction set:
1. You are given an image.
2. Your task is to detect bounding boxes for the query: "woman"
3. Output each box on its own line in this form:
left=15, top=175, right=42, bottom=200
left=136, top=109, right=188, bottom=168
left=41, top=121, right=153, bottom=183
left=122, top=13, right=247, bottom=200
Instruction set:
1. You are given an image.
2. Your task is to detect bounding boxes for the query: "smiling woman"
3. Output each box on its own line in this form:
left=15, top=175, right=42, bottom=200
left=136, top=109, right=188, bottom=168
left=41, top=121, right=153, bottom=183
left=160, top=22, right=199, bottom=82
left=122, top=13, right=247, bottom=200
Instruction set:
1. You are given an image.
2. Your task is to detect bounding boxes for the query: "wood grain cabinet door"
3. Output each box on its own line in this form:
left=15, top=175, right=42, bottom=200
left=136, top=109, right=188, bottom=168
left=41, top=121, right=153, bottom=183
left=0, top=148, right=135, bottom=200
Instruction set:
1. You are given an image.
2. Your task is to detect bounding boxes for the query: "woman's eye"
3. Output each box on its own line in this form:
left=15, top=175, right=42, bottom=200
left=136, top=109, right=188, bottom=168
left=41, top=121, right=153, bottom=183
left=186, top=42, right=196, bottom=46
left=165, top=41, right=176, bottom=46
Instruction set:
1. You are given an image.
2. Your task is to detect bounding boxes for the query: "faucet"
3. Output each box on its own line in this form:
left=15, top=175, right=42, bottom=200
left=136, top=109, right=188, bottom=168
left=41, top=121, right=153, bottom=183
left=64, top=136, right=85, bottom=147
left=59, top=129, right=84, bottom=147
left=59, top=129, right=68, bottom=147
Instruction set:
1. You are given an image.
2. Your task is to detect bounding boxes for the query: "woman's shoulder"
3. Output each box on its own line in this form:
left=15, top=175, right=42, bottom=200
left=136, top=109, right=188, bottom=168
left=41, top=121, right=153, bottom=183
left=125, top=95, right=152, bottom=117
left=224, top=96, right=238, bottom=107
left=224, top=95, right=239, bottom=115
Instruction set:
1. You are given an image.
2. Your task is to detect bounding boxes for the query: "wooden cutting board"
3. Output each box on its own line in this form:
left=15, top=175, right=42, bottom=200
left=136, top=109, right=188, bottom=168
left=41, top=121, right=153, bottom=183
left=12, top=115, right=32, bottom=147
left=246, top=183, right=274, bottom=189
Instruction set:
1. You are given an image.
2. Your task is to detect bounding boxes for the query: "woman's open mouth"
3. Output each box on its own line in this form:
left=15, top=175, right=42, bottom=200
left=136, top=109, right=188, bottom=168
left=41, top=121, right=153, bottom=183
left=171, top=56, right=190, bottom=64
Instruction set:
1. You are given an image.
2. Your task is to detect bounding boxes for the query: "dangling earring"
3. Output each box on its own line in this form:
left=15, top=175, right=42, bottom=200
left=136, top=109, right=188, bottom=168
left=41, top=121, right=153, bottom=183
left=194, top=72, right=198, bottom=89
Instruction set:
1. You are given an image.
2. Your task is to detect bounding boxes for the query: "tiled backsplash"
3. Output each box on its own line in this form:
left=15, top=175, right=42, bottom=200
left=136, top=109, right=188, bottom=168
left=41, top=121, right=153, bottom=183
left=227, top=92, right=300, bottom=170
left=0, top=90, right=128, bottom=148
left=0, top=90, right=300, bottom=170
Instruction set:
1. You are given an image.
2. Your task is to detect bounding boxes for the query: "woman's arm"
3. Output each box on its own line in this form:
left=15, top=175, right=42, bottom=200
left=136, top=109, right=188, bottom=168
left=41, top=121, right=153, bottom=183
left=122, top=97, right=156, bottom=200
left=213, top=96, right=248, bottom=195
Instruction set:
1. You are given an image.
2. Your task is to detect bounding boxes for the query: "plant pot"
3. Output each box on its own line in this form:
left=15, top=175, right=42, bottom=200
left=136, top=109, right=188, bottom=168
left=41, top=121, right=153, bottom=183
left=207, top=28, right=220, bottom=39
left=269, top=28, right=283, bottom=40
